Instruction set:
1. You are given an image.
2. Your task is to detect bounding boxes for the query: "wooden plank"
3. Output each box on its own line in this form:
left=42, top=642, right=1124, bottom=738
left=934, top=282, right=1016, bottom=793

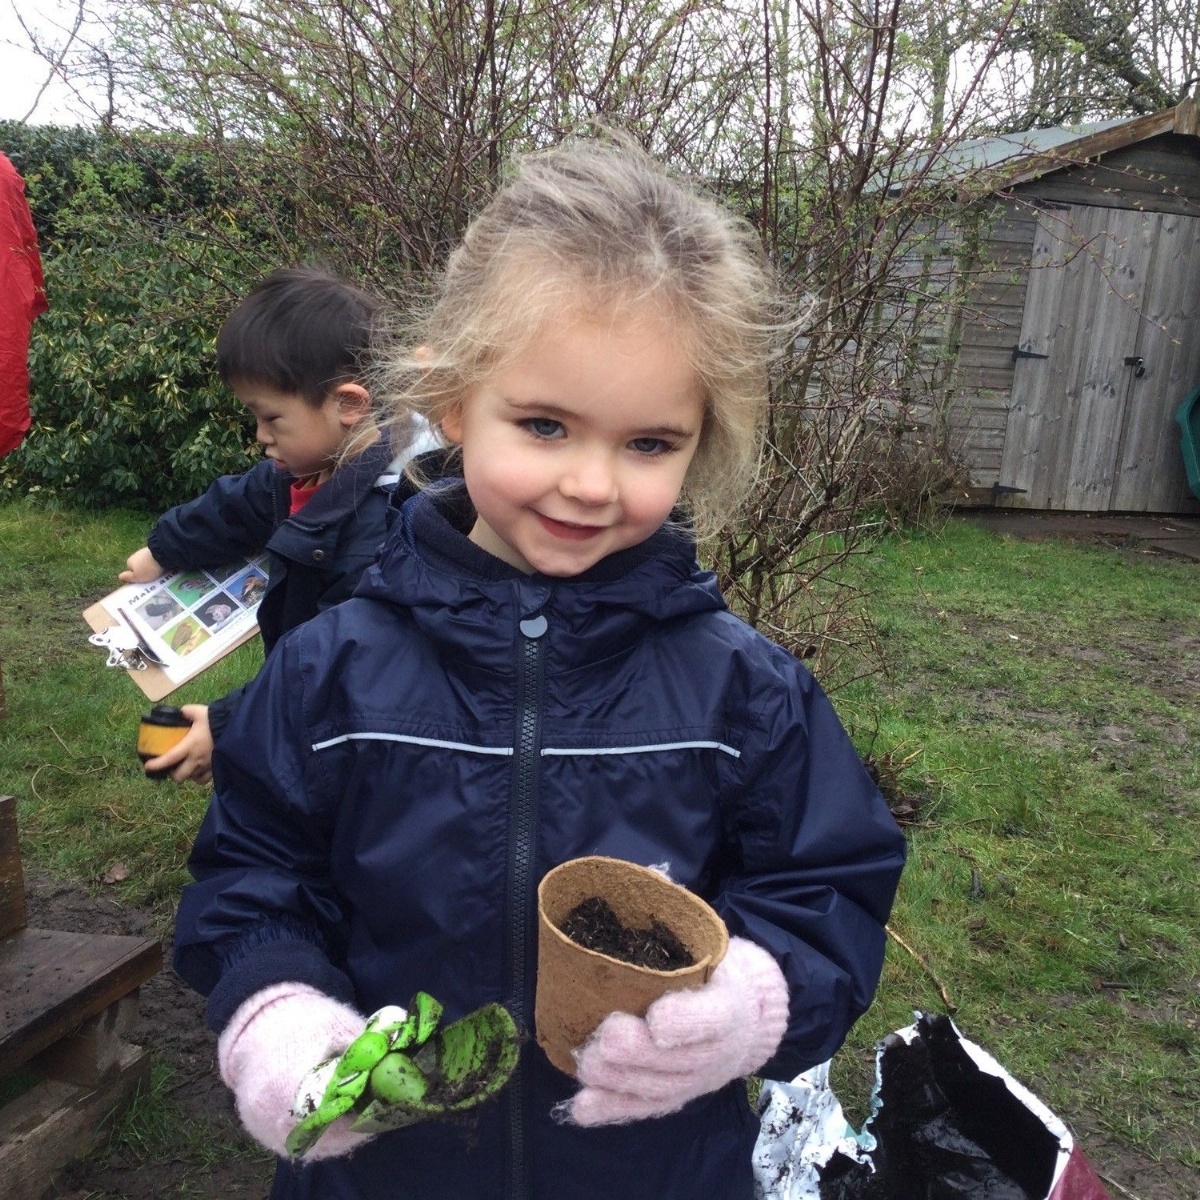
left=960, top=312, right=1027, bottom=335
left=950, top=422, right=1008, bottom=441
left=969, top=262, right=1034, bottom=286
left=958, top=344, right=1020, bottom=369
left=951, top=418, right=1009, bottom=442
left=1175, top=97, right=1200, bottom=136
left=962, top=295, right=1029, bottom=313
left=956, top=424, right=1010, bottom=445
left=963, top=322, right=1027, bottom=341
left=1098, top=138, right=1200, bottom=182
left=960, top=324, right=1025, bottom=347
left=30, top=993, right=141, bottom=1087
left=1111, top=209, right=1200, bottom=510
left=0, top=928, right=161, bottom=1076
left=959, top=325, right=1025, bottom=351
left=952, top=386, right=1012, bottom=403
left=0, top=797, right=25, bottom=939
left=1035, top=151, right=1200, bottom=194
left=967, top=282, right=1027, bottom=308
left=966, top=460, right=1003, bottom=479
left=950, top=402, right=1011, bottom=426
left=979, top=220, right=1040, bottom=245
left=1015, top=178, right=1200, bottom=216
left=956, top=430, right=1008, bottom=456
left=1047, top=204, right=1121, bottom=507
left=0, top=1041, right=151, bottom=1197
left=975, top=245, right=1036, bottom=270
left=953, top=365, right=1019, bottom=390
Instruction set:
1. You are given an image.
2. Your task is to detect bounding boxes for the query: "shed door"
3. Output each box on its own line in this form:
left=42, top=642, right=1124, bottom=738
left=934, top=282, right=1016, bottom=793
left=1000, top=203, right=1200, bottom=511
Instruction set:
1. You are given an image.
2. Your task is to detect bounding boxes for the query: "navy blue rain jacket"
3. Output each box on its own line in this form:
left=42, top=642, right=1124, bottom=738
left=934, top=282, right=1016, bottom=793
left=174, top=487, right=907, bottom=1200
left=145, top=436, right=397, bottom=739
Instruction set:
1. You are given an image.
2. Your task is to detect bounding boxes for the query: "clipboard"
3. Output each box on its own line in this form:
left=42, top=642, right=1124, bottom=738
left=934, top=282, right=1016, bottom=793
left=83, top=557, right=267, bottom=701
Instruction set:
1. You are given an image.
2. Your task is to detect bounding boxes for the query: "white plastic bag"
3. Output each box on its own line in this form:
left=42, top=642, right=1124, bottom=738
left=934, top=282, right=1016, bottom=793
left=754, top=1013, right=1110, bottom=1200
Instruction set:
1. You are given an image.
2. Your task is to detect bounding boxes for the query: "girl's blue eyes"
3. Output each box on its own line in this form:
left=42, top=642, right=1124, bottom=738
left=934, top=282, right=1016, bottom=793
left=520, top=419, right=671, bottom=456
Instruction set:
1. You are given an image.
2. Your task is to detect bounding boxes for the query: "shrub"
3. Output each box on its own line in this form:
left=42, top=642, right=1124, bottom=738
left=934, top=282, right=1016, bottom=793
left=0, top=123, right=280, bottom=508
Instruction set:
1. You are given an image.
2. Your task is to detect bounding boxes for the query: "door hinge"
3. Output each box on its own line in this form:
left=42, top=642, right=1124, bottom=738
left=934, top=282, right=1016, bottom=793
left=1012, top=345, right=1050, bottom=362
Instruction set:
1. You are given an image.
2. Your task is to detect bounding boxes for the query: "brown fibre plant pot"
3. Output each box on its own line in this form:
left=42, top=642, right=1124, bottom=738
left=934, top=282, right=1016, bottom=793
left=535, top=856, right=729, bottom=1077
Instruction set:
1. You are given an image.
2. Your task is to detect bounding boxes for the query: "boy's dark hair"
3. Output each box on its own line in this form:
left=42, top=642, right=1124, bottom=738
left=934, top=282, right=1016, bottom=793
left=217, top=266, right=381, bottom=405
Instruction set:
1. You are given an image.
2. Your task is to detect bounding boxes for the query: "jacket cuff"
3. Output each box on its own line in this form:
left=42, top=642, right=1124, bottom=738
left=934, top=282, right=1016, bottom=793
left=145, top=526, right=179, bottom=572
left=204, top=938, right=356, bottom=1035
left=206, top=689, right=242, bottom=744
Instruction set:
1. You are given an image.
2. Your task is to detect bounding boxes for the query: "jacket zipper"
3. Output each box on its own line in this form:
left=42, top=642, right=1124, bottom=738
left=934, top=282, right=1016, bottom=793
left=505, top=612, right=547, bottom=1200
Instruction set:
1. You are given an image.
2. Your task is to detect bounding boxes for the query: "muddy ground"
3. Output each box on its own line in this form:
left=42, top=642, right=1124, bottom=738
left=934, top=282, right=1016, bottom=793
left=26, top=513, right=1200, bottom=1199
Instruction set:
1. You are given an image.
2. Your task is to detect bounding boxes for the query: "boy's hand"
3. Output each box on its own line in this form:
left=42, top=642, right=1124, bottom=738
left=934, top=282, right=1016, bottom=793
left=143, top=705, right=215, bottom=784
left=119, top=546, right=165, bottom=584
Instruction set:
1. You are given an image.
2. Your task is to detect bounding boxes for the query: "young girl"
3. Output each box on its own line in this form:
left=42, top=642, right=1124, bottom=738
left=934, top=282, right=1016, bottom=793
left=174, top=138, right=907, bottom=1200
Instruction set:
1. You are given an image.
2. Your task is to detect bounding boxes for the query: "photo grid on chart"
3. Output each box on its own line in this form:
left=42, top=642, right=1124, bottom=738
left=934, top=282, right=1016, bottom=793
left=119, top=556, right=268, bottom=670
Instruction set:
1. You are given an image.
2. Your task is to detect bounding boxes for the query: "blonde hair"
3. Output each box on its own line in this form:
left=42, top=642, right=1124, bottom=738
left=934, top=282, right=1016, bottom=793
left=380, top=135, right=780, bottom=535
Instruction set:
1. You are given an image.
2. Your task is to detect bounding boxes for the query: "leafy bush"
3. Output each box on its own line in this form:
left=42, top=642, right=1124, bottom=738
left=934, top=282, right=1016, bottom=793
left=0, top=123, right=282, bottom=508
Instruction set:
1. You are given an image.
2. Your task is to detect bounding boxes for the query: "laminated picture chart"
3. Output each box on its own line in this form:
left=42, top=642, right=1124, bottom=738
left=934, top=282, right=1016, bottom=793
left=83, top=556, right=269, bottom=701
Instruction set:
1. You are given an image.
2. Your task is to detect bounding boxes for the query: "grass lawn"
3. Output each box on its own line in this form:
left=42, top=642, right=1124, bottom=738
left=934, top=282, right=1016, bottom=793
left=0, top=502, right=264, bottom=911
left=833, top=516, right=1199, bottom=1189
left=0, top=499, right=1197, bottom=1195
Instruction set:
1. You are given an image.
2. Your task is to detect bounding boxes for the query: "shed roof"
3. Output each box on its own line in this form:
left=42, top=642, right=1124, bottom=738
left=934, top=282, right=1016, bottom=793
left=893, top=98, right=1200, bottom=195
left=944, top=118, right=1130, bottom=173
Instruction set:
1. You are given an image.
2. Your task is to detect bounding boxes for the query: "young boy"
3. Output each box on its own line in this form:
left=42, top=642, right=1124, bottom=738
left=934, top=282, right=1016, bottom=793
left=120, top=266, right=414, bottom=784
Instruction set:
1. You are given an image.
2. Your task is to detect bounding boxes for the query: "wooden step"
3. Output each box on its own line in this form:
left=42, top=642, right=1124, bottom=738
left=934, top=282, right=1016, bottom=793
left=0, top=926, right=162, bottom=1078
left=0, top=795, right=164, bottom=1196
left=0, top=1040, right=152, bottom=1196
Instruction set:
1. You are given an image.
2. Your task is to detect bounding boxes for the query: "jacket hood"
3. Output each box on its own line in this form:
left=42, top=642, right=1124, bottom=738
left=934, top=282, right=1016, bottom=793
left=355, top=485, right=727, bottom=672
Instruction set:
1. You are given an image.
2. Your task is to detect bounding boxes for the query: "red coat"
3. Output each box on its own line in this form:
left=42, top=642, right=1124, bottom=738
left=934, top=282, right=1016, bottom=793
left=0, top=152, right=48, bottom=458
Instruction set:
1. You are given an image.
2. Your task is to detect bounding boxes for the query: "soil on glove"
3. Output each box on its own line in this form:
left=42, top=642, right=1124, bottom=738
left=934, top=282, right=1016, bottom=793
left=558, top=896, right=695, bottom=970
left=423, top=1038, right=504, bottom=1108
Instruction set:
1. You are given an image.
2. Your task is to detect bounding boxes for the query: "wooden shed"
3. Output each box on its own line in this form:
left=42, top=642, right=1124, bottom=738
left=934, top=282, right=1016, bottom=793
left=932, top=100, right=1200, bottom=513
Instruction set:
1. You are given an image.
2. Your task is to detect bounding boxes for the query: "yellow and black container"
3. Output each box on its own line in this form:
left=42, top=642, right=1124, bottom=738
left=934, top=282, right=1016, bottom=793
left=137, top=704, right=191, bottom=779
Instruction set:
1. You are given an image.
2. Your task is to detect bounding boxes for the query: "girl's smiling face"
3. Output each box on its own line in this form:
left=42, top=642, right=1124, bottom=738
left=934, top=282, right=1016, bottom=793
left=441, top=312, right=704, bottom=577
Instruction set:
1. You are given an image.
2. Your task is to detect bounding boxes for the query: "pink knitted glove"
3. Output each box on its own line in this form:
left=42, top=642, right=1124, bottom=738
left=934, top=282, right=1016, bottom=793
left=563, top=936, right=790, bottom=1126
left=217, top=982, right=372, bottom=1160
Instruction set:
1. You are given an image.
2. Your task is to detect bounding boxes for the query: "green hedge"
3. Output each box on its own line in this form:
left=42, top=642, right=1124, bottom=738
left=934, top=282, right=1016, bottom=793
left=0, top=123, right=283, bottom=509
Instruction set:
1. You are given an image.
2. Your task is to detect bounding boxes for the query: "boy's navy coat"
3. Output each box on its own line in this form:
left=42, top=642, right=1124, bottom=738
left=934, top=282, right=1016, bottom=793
left=145, top=436, right=397, bottom=738
left=175, top=488, right=907, bottom=1200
